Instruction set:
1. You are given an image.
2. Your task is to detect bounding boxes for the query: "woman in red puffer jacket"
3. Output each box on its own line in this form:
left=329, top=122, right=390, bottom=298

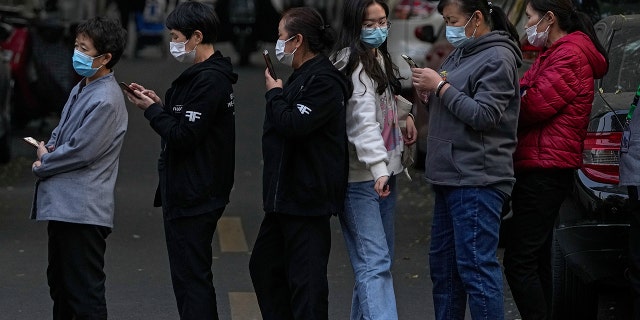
left=501, top=1, right=609, bottom=319
left=514, top=29, right=608, bottom=171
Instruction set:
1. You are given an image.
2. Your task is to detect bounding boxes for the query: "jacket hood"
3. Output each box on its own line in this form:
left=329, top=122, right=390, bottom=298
left=453, top=31, right=523, bottom=68
left=299, top=53, right=351, bottom=102
left=175, top=50, right=239, bottom=84
left=550, top=31, right=607, bottom=79
left=331, top=47, right=351, bottom=72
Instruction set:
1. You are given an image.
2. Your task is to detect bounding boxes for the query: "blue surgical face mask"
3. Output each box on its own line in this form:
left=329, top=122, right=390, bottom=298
left=445, top=13, right=476, bottom=48
left=360, top=27, right=388, bottom=48
left=72, top=49, right=104, bottom=78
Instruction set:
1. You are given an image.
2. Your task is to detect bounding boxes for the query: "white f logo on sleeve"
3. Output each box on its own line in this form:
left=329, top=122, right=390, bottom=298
left=185, top=111, right=202, bottom=122
left=296, top=104, right=312, bottom=115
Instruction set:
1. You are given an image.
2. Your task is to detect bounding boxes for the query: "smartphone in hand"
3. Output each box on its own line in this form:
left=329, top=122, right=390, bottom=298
left=401, top=54, right=419, bottom=68
left=263, top=49, right=277, bottom=80
left=119, top=82, right=135, bottom=94
left=383, top=171, right=394, bottom=192
left=23, top=137, right=40, bottom=148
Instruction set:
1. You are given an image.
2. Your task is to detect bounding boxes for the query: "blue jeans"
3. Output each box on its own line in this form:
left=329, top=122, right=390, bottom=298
left=340, top=177, right=398, bottom=320
left=429, top=185, right=505, bottom=320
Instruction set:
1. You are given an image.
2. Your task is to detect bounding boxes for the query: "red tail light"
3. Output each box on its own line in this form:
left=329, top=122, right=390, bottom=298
left=581, top=132, right=622, bottom=184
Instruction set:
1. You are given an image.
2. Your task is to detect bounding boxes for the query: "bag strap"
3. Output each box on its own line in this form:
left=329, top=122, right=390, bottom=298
left=626, top=83, right=640, bottom=124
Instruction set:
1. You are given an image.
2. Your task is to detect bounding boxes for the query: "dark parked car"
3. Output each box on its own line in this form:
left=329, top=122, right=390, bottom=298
left=552, top=14, right=640, bottom=319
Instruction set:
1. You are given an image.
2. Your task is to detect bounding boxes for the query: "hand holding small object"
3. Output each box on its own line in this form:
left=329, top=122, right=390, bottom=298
left=264, top=68, right=283, bottom=91
left=124, top=82, right=159, bottom=110
left=411, top=67, right=442, bottom=92
left=36, top=141, right=48, bottom=161
left=376, top=171, right=393, bottom=197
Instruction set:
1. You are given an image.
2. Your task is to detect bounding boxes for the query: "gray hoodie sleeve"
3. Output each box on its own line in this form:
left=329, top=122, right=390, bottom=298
left=440, top=48, right=518, bottom=132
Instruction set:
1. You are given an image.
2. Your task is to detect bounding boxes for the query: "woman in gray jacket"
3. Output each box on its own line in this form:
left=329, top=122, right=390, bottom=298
left=410, top=0, right=521, bottom=319
left=30, top=17, right=127, bottom=320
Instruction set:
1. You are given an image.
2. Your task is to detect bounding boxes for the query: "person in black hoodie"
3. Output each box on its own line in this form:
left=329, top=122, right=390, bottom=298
left=248, top=7, right=350, bottom=320
left=123, top=2, right=237, bottom=319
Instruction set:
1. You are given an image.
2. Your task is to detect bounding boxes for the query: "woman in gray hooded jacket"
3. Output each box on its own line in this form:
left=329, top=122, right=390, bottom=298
left=411, top=0, right=521, bottom=319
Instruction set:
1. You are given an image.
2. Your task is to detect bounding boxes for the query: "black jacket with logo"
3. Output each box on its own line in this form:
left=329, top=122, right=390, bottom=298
left=262, top=54, right=350, bottom=216
left=144, top=50, right=238, bottom=219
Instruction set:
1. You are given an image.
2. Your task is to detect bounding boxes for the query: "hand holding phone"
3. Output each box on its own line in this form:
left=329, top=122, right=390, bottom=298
left=119, top=82, right=135, bottom=94
left=23, top=137, right=40, bottom=148
left=401, top=54, right=419, bottom=68
left=263, top=49, right=277, bottom=80
left=383, top=171, right=394, bottom=192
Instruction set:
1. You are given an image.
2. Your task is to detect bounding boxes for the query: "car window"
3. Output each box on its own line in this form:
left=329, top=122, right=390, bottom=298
left=576, top=0, right=640, bottom=22
left=600, top=28, right=640, bottom=93
left=392, top=0, right=437, bottom=19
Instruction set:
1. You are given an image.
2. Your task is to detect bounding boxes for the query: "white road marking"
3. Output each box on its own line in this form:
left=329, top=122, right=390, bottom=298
left=229, top=292, right=262, bottom=320
left=217, top=216, right=249, bottom=252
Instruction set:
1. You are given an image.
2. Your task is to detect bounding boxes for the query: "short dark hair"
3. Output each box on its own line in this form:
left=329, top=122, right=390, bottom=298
left=166, top=1, right=219, bottom=44
left=76, top=17, right=127, bottom=69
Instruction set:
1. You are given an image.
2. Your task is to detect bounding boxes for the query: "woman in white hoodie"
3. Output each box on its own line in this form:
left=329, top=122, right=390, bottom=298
left=332, top=0, right=416, bottom=319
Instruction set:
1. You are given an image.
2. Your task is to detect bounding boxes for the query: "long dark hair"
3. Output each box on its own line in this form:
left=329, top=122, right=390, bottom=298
left=437, top=0, right=520, bottom=44
left=281, top=7, right=335, bottom=55
left=334, top=0, right=401, bottom=95
left=527, top=0, right=609, bottom=74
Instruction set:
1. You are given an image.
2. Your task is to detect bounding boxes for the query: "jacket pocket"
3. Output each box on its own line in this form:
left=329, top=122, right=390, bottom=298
left=291, top=161, right=325, bottom=206
left=425, top=136, right=462, bottom=182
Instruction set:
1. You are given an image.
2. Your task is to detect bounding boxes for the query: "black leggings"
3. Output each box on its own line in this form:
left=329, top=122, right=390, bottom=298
left=502, top=169, right=573, bottom=320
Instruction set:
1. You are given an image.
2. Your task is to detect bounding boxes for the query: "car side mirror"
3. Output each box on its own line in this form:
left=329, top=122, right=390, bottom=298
left=414, top=25, right=436, bottom=43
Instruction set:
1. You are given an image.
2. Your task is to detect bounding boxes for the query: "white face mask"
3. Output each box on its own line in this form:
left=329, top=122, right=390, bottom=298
left=525, top=14, right=550, bottom=48
left=170, top=39, right=196, bottom=63
left=275, top=35, right=297, bottom=67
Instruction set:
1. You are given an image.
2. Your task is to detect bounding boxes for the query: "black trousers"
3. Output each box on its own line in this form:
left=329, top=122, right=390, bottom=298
left=47, top=221, right=111, bottom=320
left=502, top=169, right=573, bottom=320
left=249, top=212, right=331, bottom=320
left=628, top=186, right=640, bottom=320
left=164, top=208, right=224, bottom=320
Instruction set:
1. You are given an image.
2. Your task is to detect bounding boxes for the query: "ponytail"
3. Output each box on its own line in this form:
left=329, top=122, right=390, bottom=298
left=574, top=10, right=609, bottom=75
left=282, top=7, right=336, bottom=55
left=318, top=24, right=337, bottom=54
left=490, top=6, right=519, bottom=44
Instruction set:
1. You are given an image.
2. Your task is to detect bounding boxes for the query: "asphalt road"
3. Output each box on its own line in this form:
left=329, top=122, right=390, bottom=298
left=0, top=43, right=523, bottom=319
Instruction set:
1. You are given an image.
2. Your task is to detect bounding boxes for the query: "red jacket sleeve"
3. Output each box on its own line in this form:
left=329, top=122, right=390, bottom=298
left=519, top=45, right=584, bottom=128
